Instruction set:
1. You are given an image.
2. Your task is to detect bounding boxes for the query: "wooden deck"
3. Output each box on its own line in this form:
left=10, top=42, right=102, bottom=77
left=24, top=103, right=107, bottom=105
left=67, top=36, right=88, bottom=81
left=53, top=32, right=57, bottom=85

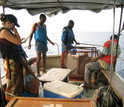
left=6, top=97, right=96, bottom=107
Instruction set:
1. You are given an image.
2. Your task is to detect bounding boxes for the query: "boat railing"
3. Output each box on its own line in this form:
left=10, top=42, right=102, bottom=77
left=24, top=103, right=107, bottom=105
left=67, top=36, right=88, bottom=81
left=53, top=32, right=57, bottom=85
left=62, top=46, right=100, bottom=66
left=47, top=43, right=101, bottom=56
left=23, top=42, right=60, bottom=56
left=47, top=42, right=60, bottom=55
left=62, top=46, right=99, bottom=58
left=79, top=43, right=102, bottom=47
left=61, top=46, right=100, bottom=80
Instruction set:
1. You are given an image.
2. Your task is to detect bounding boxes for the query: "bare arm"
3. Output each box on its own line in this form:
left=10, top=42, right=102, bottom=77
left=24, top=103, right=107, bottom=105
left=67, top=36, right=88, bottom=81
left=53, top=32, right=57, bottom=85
left=91, top=53, right=104, bottom=62
left=28, top=23, right=37, bottom=49
left=47, top=36, right=55, bottom=45
left=74, top=38, right=80, bottom=44
left=0, top=28, right=21, bottom=45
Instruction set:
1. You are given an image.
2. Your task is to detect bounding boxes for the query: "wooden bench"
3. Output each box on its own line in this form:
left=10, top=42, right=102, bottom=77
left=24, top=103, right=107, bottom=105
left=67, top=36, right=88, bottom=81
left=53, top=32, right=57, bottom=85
left=6, top=97, right=96, bottom=107
left=101, top=70, right=124, bottom=106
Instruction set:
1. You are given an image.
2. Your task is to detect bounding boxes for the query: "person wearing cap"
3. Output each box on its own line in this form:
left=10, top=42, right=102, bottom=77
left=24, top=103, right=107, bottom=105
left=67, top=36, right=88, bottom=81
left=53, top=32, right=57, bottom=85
left=28, top=14, right=55, bottom=76
left=0, top=14, right=40, bottom=101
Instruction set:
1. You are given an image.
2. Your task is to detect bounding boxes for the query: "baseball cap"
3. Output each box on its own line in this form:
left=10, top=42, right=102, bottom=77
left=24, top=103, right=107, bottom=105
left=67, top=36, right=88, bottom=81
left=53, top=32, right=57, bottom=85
left=5, top=14, right=20, bottom=27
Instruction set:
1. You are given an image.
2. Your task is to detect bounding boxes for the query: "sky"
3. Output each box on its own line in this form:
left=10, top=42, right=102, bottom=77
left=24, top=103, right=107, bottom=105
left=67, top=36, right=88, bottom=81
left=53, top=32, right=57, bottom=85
left=0, top=7, right=123, bottom=38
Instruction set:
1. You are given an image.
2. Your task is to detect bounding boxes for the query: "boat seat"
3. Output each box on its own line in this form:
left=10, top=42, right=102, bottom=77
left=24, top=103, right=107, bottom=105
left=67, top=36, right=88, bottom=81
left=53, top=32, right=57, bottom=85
left=101, top=70, right=124, bottom=103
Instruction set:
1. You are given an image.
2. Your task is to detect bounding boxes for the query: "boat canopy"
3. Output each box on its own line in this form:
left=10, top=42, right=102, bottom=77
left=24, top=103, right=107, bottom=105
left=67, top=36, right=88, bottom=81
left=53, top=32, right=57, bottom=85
left=0, top=0, right=124, bottom=16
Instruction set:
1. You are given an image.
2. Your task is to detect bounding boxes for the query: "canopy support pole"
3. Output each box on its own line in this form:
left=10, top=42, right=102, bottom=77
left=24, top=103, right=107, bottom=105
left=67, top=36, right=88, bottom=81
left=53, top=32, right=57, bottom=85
left=2, top=6, right=5, bottom=14
left=101, top=1, right=116, bottom=107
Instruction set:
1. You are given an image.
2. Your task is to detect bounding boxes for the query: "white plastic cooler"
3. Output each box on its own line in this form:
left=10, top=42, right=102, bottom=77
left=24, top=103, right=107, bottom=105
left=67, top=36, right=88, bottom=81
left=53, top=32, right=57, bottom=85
left=43, top=80, right=83, bottom=98
left=39, top=68, right=72, bottom=82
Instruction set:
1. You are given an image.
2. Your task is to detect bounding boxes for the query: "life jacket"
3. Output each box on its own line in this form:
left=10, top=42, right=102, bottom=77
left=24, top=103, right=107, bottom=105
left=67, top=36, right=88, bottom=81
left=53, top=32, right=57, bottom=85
left=62, top=27, right=75, bottom=44
left=100, top=39, right=120, bottom=64
left=0, top=28, right=22, bottom=61
left=98, top=39, right=121, bottom=70
left=100, top=55, right=116, bottom=64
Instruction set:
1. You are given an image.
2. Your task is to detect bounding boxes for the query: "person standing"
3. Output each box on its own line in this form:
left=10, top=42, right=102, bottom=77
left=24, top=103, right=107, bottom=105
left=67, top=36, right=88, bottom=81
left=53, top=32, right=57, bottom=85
left=61, top=20, right=79, bottom=68
left=84, top=34, right=121, bottom=88
left=28, top=14, right=54, bottom=77
left=0, top=14, right=40, bottom=101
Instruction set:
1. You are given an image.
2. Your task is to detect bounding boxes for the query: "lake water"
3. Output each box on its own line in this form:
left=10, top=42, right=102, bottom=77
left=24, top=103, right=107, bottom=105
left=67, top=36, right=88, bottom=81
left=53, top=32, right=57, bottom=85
left=0, top=31, right=124, bottom=79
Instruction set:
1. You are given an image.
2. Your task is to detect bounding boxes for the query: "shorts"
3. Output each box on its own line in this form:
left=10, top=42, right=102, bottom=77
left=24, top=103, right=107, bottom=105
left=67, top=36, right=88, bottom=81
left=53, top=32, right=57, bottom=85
left=35, top=41, right=48, bottom=53
left=62, top=43, right=73, bottom=52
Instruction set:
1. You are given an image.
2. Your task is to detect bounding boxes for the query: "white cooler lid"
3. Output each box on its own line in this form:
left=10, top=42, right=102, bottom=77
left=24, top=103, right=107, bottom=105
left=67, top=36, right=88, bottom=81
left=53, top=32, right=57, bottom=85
left=43, top=80, right=83, bottom=98
left=39, top=68, right=71, bottom=82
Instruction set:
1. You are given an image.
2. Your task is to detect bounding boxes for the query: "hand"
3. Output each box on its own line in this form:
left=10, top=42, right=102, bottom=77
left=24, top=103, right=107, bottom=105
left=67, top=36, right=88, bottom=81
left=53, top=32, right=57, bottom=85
left=12, top=28, right=21, bottom=39
left=90, top=58, right=94, bottom=62
left=51, top=42, right=55, bottom=45
left=12, top=28, right=18, bottom=34
left=28, top=44, right=31, bottom=49
left=76, top=42, right=80, bottom=45
left=21, top=38, right=27, bottom=43
left=90, top=57, right=97, bottom=62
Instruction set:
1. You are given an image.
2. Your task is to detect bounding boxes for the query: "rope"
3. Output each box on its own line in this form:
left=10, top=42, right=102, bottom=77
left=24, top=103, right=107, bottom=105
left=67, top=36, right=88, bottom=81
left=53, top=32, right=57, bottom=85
left=118, top=56, right=124, bottom=61
left=101, top=85, right=111, bottom=107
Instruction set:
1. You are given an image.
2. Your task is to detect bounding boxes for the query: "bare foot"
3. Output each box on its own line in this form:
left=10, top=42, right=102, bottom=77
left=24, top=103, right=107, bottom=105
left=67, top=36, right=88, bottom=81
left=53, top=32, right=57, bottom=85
left=37, top=73, right=41, bottom=77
